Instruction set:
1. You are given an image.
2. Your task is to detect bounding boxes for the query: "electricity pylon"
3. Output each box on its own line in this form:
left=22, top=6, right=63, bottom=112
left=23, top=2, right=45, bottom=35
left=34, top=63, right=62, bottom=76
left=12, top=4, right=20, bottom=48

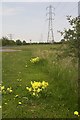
left=46, top=5, right=55, bottom=43
left=7, top=34, right=13, bottom=40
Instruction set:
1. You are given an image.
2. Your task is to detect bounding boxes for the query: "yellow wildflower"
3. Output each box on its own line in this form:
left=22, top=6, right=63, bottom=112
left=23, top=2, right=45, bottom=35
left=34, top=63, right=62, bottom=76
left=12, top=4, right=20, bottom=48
left=31, top=81, right=33, bottom=85
left=33, top=92, right=36, bottom=96
left=0, top=106, right=2, bottom=109
left=9, top=90, right=13, bottom=93
left=7, top=88, right=10, bottom=91
left=28, top=88, right=32, bottom=92
left=30, top=57, right=40, bottom=63
left=26, top=87, right=29, bottom=90
left=18, top=102, right=22, bottom=105
left=33, top=89, right=36, bottom=92
left=37, top=88, right=41, bottom=93
left=5, top=103, right=7, bottom=105
left=15, top=95, right=19, bottom=97
left=74, top=111, right=79, bottom=116
left=1, top=86, right=5, bottom=90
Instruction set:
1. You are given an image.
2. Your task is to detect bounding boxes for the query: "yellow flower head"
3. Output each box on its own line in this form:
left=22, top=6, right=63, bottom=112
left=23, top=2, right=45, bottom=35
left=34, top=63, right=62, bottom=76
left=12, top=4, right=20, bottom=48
left=26, top=87, right=29, bottom=90
left=30, top=57, right=40, bottom=63
left=33, top=92, right=36, bottom=96
left=28, top=88, right=32, bottom=92
left=37, top=88, right=41, bottom=93
left=7, top=88, right=10, bottom=91
left=9, top=89, right=13, bottom=93
left=1, top=86, right=5, bottom=90
left=74, top=111, right=79, bottom=116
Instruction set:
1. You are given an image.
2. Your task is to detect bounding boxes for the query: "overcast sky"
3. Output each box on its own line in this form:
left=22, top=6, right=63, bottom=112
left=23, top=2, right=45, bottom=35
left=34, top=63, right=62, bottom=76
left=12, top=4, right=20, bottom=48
left=0, top=1, right=78, bottom=42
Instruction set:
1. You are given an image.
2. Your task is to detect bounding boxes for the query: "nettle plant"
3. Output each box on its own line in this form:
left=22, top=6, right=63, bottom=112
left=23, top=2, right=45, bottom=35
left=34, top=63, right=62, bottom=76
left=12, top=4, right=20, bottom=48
left=26, top=81, right=49, bottom=97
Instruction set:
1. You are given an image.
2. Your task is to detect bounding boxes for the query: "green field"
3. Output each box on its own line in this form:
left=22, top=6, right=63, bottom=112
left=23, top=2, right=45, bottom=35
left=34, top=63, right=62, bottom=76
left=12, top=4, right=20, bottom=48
left=2, top=44, right=78, bottom=118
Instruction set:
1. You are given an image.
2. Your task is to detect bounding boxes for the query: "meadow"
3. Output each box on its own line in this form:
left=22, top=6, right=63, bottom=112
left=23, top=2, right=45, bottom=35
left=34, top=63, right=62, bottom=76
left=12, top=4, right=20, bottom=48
left=2, top=44, right=78, bottom=118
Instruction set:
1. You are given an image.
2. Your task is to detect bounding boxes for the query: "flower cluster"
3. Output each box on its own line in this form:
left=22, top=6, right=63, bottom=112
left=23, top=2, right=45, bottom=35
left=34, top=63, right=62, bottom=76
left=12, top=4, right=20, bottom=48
left=26, top=81, right=49, bottom=97
left=0, top=85, right=13, bottom=94
left=30, top=57, right=40, bottom=63
left=74, top=111, right=80, bottom=117
left=7, top=87, right=13, bottom=93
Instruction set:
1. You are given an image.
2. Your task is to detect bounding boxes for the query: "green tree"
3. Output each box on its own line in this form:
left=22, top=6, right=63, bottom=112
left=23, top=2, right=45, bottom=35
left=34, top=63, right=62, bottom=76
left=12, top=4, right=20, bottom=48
left=1, top=37, right=9, bottom=46
left=22, top=40, right=26, bottom=45
left=60, top=16, right=80, bottom=57
left=1, top=37, right=16, bottom=46
left=9, top=40, right=16, bottom=46
left=59, top=16, right=80, bottom=101
left=16, top=39, right=22, bottom=45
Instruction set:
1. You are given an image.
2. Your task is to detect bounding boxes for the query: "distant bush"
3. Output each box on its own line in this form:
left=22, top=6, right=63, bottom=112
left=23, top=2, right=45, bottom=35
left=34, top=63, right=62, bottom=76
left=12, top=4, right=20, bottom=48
left=1, top=37, right=15, bottom=46
left=22, top=40, right=26, bottom=45
left=16, top=39, right=22, bottom=45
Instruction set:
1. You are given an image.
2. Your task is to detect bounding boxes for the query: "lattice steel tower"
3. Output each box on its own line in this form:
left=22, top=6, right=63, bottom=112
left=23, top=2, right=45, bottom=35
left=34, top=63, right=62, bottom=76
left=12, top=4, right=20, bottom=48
left=46, top=5, right=55, bottom=43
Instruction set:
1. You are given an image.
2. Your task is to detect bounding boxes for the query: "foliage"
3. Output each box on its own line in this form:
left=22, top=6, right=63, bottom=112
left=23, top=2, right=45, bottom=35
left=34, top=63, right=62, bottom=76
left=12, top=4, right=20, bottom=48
left=1, top=37, right=15, bottom=46
left=22, top=40, right=26, bottom=45
left=16, top=39, right=22, bottom=45
left=0, top=37, right=28, bottom=46
left=59, top=16, right=80, bottom=57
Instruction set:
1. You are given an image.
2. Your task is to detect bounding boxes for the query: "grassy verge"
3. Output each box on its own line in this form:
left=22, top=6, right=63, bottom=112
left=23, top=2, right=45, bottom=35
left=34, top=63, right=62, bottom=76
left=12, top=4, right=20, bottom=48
left=2, top=44, right=78, bottom=118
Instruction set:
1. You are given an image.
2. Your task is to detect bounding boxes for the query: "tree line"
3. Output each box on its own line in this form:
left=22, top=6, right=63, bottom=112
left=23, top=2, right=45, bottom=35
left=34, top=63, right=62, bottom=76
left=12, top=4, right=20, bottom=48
left=0, top=37, right=63, bottom=46
left=0, top=37, right=27, bottom=46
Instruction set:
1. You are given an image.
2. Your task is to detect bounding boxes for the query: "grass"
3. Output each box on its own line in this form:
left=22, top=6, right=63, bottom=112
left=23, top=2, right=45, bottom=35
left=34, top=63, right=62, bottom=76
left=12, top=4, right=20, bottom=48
left=2, top=44, right=78, bottom=118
